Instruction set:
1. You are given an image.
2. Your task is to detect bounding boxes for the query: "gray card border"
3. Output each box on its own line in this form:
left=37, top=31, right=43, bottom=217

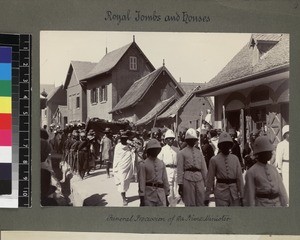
left=0, top=0, right=299, bottom=234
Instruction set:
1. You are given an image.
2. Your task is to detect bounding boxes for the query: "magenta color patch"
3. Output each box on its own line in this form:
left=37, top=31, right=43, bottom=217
left=0, top=129, right=12, bottom=146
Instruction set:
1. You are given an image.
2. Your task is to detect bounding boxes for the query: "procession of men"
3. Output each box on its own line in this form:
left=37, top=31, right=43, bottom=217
left=41, top=122, right=289, bottom=207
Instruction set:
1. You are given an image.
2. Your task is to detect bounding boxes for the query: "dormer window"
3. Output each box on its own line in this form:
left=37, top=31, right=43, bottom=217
left=249, top=34, right=281, bottom=66
left=129, top=56, right=137, bottom=70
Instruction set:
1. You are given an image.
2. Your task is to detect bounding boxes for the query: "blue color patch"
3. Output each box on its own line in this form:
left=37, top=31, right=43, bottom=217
left=0, top=63, right=12, bottom=81
left=0, top=47, right=12, bottom=63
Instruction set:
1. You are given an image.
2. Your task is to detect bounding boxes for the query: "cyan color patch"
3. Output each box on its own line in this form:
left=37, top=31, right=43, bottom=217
left=0, top=63, right=12, bottom=81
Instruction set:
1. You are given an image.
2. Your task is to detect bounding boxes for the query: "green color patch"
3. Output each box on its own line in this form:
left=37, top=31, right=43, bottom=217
left=0, top=80, right=11, bottom=96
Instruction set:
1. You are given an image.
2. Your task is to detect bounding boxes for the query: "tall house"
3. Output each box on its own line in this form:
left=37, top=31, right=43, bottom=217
left=64, top=61, right=97, bottom=124
left=80, top=39, right=155, bottom=121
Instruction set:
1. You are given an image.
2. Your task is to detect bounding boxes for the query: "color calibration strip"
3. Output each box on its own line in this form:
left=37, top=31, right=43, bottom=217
left=0, top=34, right=31, bottom=208
left=0, top=47, right=12, bottom=196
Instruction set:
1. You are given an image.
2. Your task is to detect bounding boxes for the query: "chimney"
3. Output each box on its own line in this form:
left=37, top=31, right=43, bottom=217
left=179, top=77, right=181, bottom=83
left=105, top=47, right=108, bottom=55
left=163, top=59, right=165, bottom=66
left=133, top=35, right=135, bottom=42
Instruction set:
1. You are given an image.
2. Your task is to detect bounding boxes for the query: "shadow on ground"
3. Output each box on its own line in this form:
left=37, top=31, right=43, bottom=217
left=83, top=193, right=108, bottom=206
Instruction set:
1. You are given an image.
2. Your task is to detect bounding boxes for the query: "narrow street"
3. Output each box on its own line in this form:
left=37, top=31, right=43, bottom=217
left=50, top=153, right=215, bottom=207
left=50, top=153, right=140, bottom=207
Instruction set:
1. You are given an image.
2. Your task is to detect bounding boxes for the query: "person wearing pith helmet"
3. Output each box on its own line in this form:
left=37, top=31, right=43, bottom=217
left=138, top=139, right=170, bottom=207
left=177, top=128, right=208, bottom=206
left=275, top=125, right=289, bottom=197
left=244, top=136, right=288, bottom=207
left=157, top=129, right=180, bottom=206
left=100, top=127, right=113, bottom=178
left=205, top=132, right=244, bottom=207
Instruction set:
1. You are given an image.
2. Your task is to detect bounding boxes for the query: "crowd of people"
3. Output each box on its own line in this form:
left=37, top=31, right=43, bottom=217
left=40, top=122, right=289, bottom=207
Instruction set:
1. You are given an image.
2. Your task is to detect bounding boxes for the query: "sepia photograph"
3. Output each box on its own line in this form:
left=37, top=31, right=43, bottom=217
left=40, top=31, right=289, bottom=208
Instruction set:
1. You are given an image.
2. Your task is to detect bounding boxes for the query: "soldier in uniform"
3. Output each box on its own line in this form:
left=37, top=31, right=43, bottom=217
left=138, top=139, right=170, bottom=207
left=205, top=132, right=244, bottom=207
left=100, top=128, right=113, bottom=178
left=177, top=128, right=208, bottom=206
left=244, top=136, right=288, bottom=207
left=69, top=130, right=81, bottom=174
left=60, top=132, right=72, bottom=183
left=77, top=131, right=90, bottom=179
left=229, top=129, right=244, bottom=172
left=157, top=129, right=180, bottom=206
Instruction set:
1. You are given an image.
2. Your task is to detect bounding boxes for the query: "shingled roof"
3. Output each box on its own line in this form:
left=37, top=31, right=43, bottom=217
left=82, top=41, right=155, bottom=81
left=250, top=33, right=283, bottom=44
left=110, top=66, right=184, bottom=113
left=135, top=96, right=176, bottom=126
left=196, top=33, right=289, bottom=95
left=47, top=85, right=64, bottom=102
left=179, top=82, right=206, bottom=93
left=157, top=87, right=199, bottom=120
left=64, top=61, right=97, bottom=89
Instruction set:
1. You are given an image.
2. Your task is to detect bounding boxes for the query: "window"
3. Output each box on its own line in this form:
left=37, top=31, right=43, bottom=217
left=90, top=88, right=98, bottom=104
left=99, top=85, right=108, bottom=102
left=129, top=56, right=137, bottom=70
left=76, top=96, right=80, bottom=108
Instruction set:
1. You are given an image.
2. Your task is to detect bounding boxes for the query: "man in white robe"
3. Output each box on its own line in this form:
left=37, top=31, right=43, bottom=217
left=113, top=133, right=135, bottom=206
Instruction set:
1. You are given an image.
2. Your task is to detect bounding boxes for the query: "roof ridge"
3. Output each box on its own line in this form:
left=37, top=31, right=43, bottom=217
left=84, top=42, right=133, bottom=79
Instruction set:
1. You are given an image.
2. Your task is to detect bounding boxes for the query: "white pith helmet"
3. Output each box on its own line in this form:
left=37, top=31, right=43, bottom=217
left=165, top=129, right=175, bottom=139
left=185, top=128, right=198, bottom=140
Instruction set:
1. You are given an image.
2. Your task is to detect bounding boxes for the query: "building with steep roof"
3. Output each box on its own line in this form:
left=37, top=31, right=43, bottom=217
left=64, top=61, right=97, bottom=124
left=156, top=86, right=214, bottom=134
left=195, top=33, right=289, bottom=147
left=45, top=85, right=67, bottom=128
left=80, top=38, right=155, bottom=121
left=110, top=65, right=185, bottom=126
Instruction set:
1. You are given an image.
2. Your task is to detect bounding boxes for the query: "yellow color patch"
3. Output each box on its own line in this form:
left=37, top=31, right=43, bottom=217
left=0, top=97, right=12, bottom=113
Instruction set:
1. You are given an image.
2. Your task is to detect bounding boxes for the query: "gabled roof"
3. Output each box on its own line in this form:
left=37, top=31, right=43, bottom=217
left=195, top=33, right=289, bottom=95
left=250, top=33, right=282, bottom=45
left=135, top=96, right=176, bottom=126
left=47, top=85, right=64, bottom=102
left=82, top=41, right=155, bottom=81
left=63, top=61, right=97, bottom=89
left=179, top=82, right=205, bottom=93
left=157, top=87, right=199, bottom=120
left=110, top=66, right=185, bottom=113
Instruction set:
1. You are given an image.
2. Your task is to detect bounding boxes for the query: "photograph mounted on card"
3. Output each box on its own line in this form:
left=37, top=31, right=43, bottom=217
left=40, top=31, right=289, bottom=208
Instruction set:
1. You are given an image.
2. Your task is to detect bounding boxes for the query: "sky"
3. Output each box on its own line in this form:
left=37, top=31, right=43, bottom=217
left=40, top=31, right=251, bottom=89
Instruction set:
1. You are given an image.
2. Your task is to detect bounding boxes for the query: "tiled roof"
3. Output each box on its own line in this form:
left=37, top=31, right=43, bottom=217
left=47, top=85, right=64, bottom=102
left=179, top=82, right=205, bottom=93
left=63, top=61, right=97, bottom=89
left=199, top=34, right=289, bottom=92
left=135, top=96, right=175, bottom=126
left=84, top=43, right=132, bottom=80
left=82, top=41, right=155, bottom=81
left=71, top=61, right=97, bottom=81
left=157, top=87, right=198, bottom=120
left=110, top=66, right=184, bottom=113
left=250, top=33, right=283, bottom=44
